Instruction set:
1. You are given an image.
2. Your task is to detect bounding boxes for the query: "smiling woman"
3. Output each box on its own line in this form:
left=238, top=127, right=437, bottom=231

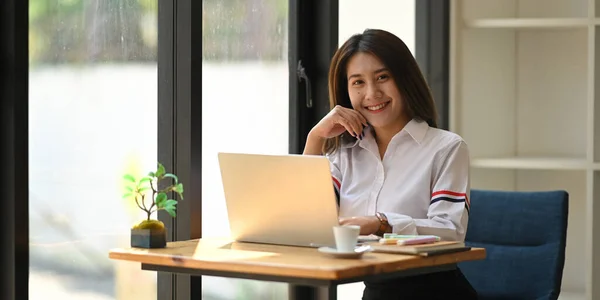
left=324, top=29, right=437, bottom=156
left=303, top=29, right=475, bottom=300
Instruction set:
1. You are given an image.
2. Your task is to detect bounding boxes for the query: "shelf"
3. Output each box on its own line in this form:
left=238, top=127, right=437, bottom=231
left=454, top=0, right=593, bottom=297
left=471, top=157, right=589, bottom=170
left=464, top=18, right=597, bottom=29
left=457, top=28, right=588, bottom=159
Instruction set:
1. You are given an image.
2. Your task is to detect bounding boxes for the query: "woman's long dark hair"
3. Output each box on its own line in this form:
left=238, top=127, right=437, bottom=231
left=324, top=29, right=438, bottom=154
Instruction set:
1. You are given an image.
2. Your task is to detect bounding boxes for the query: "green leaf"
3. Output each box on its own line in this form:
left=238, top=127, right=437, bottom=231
left=125, top=186, right=133, bottom=192
left=137, top=177, right=152, bottom=190
left=122, top=193, right=132, bottom=199
left=165, top=206, right=177, bottom=218
left=138, top=187, right=150, bottom=193
left=164, top=173, right=178, bottom=184
left=164, top=200, right=177, bottom=218
left=174, top=183, right=184, bottom=194
left=148, top=171, right=156, bottom=177
left=156, top=192, right=167, bottom=207
left=138, top=176, right=152, bottom=184
left=156, top=163, right=166, bottom=178
left=123, top=174, right=135, bottom=182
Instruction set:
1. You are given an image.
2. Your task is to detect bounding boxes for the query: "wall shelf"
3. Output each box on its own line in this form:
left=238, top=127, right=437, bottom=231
left=471, top=157, right=589, bottom=170
left=451, top=0, right=600, bottom=299
left=464, top=18, right=593, bottom=29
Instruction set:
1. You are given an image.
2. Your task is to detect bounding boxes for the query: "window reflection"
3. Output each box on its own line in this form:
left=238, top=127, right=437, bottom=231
left=202, top=0, right=289, bottom=299
left=29, top=0, right=158, bottom=299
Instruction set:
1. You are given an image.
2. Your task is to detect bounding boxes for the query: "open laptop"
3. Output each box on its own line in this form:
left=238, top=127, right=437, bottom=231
left=217, top=152, right=340, bottom=248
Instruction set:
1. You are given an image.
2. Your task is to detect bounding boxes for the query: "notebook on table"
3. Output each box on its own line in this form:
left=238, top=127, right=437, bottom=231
left=368, top=241, right=471, bottom=257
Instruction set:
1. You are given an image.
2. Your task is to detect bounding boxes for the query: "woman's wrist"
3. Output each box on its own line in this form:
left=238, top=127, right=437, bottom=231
left=375, top=212, right=392, bottom=236
left=303, top=130, right=326, bottom=155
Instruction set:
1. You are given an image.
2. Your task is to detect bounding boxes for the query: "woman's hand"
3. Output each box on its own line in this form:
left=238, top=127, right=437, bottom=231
left=310, top=105, right=368, bottom=139
left=339, top=216, right=381, bottom=235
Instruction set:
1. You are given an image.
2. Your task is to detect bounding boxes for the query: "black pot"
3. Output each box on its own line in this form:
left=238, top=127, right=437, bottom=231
left=131, top=228, right=166, bottom=248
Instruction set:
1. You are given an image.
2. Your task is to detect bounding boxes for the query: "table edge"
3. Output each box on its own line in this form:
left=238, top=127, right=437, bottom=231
left=109, top=247, right=486, bottom=281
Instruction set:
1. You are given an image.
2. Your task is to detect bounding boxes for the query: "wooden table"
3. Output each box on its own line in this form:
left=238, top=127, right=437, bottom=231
left=109, top=238, right=486, bottom=300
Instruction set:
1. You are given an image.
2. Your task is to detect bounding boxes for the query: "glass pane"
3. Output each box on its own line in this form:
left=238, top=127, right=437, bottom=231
left=29, top=0, right=158, bottom=299
left=337, top=1, right=416, bottom=298
left=202, top=0, right=289, bottom=299
left=339, top=0, right=416, bottom=54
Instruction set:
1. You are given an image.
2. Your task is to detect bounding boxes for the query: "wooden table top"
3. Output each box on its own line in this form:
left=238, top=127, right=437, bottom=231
left=109, top=238, right=486, bottom=280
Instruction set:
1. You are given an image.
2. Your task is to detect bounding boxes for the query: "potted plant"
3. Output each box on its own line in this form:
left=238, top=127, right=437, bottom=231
left=123, top=162, right=184, bottom=248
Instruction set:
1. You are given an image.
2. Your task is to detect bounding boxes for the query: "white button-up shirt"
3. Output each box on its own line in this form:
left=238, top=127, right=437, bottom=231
left=327, top=118, right=470, bottom=241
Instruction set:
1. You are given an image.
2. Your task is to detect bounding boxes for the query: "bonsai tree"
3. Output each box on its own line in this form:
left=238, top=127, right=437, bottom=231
left=123, top=162, right=184, bottom=231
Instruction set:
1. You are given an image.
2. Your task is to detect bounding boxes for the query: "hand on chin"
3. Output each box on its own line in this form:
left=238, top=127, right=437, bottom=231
left=338, top=216, right=380, bottom=235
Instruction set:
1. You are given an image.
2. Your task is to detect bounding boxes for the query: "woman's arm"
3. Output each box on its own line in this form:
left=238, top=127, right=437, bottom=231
left=303, top=130, right=326, bottom=155
left=381, top=140, right=470, bottom=241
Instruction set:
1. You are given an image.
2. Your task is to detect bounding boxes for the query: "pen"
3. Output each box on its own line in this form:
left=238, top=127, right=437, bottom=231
left=379, top=235, right=441, bottom=245
left=382, top=234, right=441, bottom=240
left=396, top=236, right=438, bottom=245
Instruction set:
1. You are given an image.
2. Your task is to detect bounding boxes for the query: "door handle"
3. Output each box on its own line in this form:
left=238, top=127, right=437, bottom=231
left=297, top=60, right=313, bottom=108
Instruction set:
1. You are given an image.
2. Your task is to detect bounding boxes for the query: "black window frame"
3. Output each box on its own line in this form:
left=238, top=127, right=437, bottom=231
left=156, top=0, right=203, bottom=299
left=1, top=0, right=29, bottom=299
left=416, top=0, right=450, bottom=130
left=0, top=0, right=448, bottom=299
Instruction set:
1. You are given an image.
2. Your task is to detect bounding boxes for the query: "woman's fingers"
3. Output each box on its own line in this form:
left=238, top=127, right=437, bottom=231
left=336, top=118, right=359, bottom=137
left=338, top=217, right=352, bottom=225
left=349, top=109, right=368, bottom=126
left=337, top=110, right=364, bottom=137
left=336, top=105, right=367, bottom=126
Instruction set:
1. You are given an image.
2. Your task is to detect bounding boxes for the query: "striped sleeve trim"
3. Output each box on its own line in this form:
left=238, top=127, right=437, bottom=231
left=332, top=177, right=341, bottom=191
left=431, top=190, right=470, bottom=212
left=332, top=177, right=341, bottom=206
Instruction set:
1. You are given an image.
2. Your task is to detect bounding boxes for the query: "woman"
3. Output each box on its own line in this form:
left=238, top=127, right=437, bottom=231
left=303, top=29, right=477, bottom=299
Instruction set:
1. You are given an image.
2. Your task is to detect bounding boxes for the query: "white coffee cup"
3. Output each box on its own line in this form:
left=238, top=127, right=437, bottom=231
left=333, top=225, right=360, bottom=252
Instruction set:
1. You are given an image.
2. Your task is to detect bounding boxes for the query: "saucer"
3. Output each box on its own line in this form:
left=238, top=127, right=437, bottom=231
left=317, top=245, right=373, bottom=259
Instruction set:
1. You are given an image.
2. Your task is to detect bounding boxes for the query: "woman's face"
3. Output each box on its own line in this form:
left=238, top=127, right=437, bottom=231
left=346, top=52, right=407, bottom=130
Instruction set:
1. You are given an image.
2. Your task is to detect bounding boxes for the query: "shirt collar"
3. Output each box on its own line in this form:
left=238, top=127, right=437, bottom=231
left=402, top=118, right=429, bottom=144
left=340, top=118, right=429, bottom=149
left=341, top=134, right=363, bottom=148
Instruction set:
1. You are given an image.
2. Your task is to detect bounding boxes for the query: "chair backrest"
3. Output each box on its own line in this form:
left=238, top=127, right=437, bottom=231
left=459, top=189, right=569, bottom=300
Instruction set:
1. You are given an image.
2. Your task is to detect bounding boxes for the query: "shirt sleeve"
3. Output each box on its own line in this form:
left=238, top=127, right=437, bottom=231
left=326, top=150, right=343, bottom=206
left=383, top=140, right=470, bottom=241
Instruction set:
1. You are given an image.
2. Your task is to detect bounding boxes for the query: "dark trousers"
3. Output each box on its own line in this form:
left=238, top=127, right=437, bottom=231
left=362, top=268, right=478, bottom=300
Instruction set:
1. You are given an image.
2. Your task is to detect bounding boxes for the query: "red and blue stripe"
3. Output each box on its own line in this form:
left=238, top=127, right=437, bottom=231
left=431, top=190, right=470, bottom=213
left=332, top=177, right=341, bottom=206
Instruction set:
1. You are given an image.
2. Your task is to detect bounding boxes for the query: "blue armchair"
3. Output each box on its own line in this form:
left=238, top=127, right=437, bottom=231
left=459, top=189, right=569, bottom=300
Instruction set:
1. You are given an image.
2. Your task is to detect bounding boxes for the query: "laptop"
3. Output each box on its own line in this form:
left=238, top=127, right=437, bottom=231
left=217, top=152, right=339, bottom=248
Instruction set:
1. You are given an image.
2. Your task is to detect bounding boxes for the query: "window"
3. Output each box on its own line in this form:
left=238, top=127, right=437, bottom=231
left=201, top=0, right=289, bottom=298
left=339, top=0, right=416, bottom=54
left=28, top=0, right=158, bottom=299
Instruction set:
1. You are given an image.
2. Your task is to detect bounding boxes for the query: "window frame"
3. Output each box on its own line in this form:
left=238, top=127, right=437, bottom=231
left=416, top=0, right=450, bottom=130
left=1, top=0, right=29, bottom=299
left=157, top=0, right=203, bottom=299
left=289, top=0, right=340, bottom=154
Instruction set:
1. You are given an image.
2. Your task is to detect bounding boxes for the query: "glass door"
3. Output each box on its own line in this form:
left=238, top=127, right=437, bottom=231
left=201, top=0, right=290, bottom=299
left=28, top=1, right=158, bottom=299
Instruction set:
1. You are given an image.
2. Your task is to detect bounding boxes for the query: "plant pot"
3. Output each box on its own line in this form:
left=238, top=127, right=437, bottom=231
left=131, top=228, right=166, bottom=248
